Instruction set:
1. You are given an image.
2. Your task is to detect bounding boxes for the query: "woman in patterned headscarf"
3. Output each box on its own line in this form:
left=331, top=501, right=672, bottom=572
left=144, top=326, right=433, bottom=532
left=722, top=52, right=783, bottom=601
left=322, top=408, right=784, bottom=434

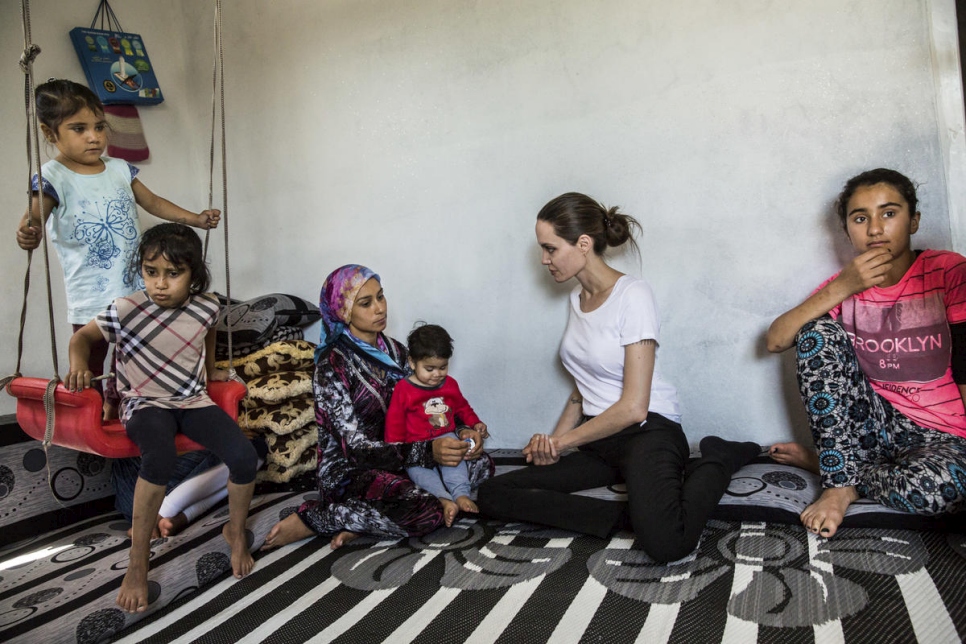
left=263, top=265, right=492, bottom=549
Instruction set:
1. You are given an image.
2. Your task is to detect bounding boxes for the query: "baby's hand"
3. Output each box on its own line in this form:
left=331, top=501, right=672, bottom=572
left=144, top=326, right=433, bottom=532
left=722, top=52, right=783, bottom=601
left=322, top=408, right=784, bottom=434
left=208, top=367, right=230, bottom=382
left=198, top=209, right=221, bottom=230
left=474, top=422, right=489, bottom=439
left=65, top=366, right=92, bottom=392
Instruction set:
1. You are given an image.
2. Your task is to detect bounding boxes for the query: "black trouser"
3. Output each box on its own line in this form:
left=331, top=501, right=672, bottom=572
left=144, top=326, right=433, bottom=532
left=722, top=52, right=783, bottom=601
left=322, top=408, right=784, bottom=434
left=126, top=406, right=257, bottom=487
left=478, top=414, right=735, bottom=562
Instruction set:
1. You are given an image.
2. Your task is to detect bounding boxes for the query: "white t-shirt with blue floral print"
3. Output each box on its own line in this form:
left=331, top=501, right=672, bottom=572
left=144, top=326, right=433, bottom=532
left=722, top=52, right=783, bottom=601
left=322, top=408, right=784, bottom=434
left=33, top=157, right=142, bottom=324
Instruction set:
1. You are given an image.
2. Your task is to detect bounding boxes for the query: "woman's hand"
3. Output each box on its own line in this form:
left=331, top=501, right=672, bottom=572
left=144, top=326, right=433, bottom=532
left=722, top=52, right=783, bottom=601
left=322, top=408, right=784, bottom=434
left=522, top=434, right=559, bottom=466
left=458, top=428, right=484, bottom=460
left=433, top=435, right=470, bottom=466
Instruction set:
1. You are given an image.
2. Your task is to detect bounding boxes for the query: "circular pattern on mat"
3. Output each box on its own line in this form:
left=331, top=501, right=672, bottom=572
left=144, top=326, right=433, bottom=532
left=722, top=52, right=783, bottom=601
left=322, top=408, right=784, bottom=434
left=761, top=470, right=808, bottom=490
left=75, top=533, right=110, bottom=547
left=14, top=588, right=62, bottom=607
left=22, top=448, right=46, bottom=472
left=725, top=477, right=766, bottom=497
left=52, top=468, right=84, bottom=501
left=197, top=552, right=231, bottom=586
left=0, top=465, right=14, bottom=499
left=0, top=607, right=36, bottom=627
left=75, top=608, right=126, bottom=644
left=76, top=453, right=106, bottom=477
left=64, top=568, right=96, bottom=581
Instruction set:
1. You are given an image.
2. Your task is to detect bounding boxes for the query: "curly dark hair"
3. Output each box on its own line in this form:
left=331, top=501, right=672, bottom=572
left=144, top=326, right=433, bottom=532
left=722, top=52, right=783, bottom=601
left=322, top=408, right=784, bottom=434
left=130, top=223, right=211, bottom=295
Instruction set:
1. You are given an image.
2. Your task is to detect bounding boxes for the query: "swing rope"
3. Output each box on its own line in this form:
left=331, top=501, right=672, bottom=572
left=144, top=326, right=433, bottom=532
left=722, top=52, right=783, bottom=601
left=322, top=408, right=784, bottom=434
left=205, top=0, right=237, bottom=376
left=2, top=0, right=62, bottom=452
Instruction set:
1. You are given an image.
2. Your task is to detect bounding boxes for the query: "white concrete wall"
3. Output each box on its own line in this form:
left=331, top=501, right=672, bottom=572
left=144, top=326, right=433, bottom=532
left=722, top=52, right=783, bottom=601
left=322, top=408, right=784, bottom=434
left=1, top=0, right=964, bottom=450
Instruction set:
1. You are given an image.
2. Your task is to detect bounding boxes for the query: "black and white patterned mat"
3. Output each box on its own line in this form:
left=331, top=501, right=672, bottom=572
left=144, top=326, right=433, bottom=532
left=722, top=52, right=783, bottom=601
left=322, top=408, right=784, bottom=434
left=3, top=462, right=966, bottom=643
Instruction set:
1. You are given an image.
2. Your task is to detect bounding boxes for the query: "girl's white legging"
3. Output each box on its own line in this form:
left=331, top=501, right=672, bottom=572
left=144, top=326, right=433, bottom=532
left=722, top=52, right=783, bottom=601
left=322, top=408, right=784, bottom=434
left=158, top=458, right=264, bottom=523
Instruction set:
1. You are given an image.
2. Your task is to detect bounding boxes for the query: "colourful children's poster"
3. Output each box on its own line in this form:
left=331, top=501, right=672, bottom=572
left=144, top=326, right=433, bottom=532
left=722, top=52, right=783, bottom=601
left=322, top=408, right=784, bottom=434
left=69, top=27, right=163, bottom=105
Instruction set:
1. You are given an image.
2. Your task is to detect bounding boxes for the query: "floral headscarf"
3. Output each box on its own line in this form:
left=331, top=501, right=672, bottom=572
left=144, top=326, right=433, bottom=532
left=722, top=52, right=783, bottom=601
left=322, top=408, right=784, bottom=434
left=315, top=264, right=404, bottom=374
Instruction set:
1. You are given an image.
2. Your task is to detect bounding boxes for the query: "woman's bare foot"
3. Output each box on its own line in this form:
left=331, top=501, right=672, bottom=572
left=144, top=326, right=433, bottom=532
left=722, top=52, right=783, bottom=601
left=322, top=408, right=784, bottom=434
left=116, top=557, right=150, bottom=613
left=456, top=496, right=478, bottom=514
left=440, top=498, right=459, bottom=527
left=158, top=513, right=188, bottom=538
left=330, top=531, right=359, bottom=550
left=223, top=523, right=254, bottom=578
left=103, top=403, right=118, bottom=422
left=800, top=486, right=858, bottom=538
left=261, top=513, right=314, bottom=551
left=769, top=442, right=820, bottom=474
left=127, top=516, right=162, bottom=540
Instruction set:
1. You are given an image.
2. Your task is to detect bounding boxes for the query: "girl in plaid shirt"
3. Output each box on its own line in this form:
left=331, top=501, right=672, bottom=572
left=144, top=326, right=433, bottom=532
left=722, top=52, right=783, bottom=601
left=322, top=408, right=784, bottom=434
left=68, top=223, right=257, bottom=613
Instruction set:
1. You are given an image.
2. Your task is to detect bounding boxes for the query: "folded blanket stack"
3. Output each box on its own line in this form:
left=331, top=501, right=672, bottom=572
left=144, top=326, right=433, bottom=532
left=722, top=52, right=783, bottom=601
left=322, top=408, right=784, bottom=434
left=215, top=340, right=319, bottom=483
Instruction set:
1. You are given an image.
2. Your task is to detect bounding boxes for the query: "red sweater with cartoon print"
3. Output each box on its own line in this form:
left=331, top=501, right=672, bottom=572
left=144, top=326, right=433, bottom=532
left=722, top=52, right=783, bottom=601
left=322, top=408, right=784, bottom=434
left=385, top=376, right=482, bottom=443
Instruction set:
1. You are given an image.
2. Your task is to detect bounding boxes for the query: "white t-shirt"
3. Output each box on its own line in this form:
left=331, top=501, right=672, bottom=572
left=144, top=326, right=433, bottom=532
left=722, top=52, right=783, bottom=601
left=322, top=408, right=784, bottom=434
left=34, top=157, right=141, bottom=324
left=559, top=274, right=681, bottom=423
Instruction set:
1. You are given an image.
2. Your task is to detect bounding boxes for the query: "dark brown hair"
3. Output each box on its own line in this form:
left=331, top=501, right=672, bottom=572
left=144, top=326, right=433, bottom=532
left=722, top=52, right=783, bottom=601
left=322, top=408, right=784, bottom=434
left=35, top=79, right=104, bottom=135
left=835, top=168, right=919, bottom=230
left=407, top=323, right=453, bottom=361
left=131, top=223, right=211, bottom=295
left=537, top=192, right=641, bottom=256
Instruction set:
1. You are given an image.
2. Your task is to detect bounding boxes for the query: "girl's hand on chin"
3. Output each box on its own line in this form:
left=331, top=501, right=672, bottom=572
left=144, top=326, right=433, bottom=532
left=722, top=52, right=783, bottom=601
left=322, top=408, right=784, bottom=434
left=837, top=247, right=893, bottom=295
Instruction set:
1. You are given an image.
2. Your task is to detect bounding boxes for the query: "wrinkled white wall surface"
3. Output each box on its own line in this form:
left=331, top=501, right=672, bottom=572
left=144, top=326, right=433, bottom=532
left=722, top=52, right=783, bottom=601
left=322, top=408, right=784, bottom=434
left=1, top=0, right=963, bottom=450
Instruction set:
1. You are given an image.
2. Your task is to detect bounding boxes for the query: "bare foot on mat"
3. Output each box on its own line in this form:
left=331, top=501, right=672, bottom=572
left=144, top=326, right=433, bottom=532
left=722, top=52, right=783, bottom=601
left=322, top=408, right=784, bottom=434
left=800, top=486, right=858, bottom=538
left=117, top=559, right=150, bottom=613
left=223, top=523, right=255, bottom=578
left=261, top=513, right=314, bottom=551
left=158, top=513, right=188, bottom=538
left=769, top=442, right=820, bottom=473
left=330, top=531, right=359, bottom=550
left=440, top=498, right=459, bottom=527
left=456, top=496, right=478, bottom=514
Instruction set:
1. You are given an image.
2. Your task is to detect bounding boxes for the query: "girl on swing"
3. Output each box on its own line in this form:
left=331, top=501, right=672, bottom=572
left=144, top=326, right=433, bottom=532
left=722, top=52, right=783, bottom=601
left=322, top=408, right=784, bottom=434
left=14, top=79, right=219, bottom=420
left=67, top=223, right=258, bottom=613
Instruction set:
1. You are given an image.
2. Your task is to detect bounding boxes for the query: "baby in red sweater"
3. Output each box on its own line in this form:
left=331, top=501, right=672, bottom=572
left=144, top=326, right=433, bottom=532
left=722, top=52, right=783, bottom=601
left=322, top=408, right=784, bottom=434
left=385, top=324, right=488, bottom=526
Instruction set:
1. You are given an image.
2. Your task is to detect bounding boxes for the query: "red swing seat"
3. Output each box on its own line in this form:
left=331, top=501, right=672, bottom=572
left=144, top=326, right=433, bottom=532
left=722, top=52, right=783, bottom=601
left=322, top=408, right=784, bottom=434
left=7, top=377, right=247, bottom=458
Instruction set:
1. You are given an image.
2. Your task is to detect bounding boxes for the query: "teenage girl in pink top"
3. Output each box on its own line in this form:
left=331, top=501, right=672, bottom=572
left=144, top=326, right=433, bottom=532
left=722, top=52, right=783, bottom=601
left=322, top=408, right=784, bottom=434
left=768, top=168, right=966, bottom=538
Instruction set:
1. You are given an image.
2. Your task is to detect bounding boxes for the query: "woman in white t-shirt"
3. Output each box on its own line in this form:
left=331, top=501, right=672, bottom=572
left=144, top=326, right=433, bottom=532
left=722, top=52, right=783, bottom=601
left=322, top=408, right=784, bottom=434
left=477, top=192, right=760, bottom=562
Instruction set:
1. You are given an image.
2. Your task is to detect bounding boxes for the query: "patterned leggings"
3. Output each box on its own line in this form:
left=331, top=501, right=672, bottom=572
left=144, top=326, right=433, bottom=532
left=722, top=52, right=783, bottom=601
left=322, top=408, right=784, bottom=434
left=796, top=316, right=966, bottom=515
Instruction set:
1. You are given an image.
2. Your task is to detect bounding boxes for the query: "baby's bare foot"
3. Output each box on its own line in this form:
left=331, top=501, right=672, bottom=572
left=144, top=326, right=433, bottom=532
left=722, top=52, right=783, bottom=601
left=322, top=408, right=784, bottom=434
left=456, top=496, right=478, bottom=514
left=440, top=498, right=459, bottom=527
